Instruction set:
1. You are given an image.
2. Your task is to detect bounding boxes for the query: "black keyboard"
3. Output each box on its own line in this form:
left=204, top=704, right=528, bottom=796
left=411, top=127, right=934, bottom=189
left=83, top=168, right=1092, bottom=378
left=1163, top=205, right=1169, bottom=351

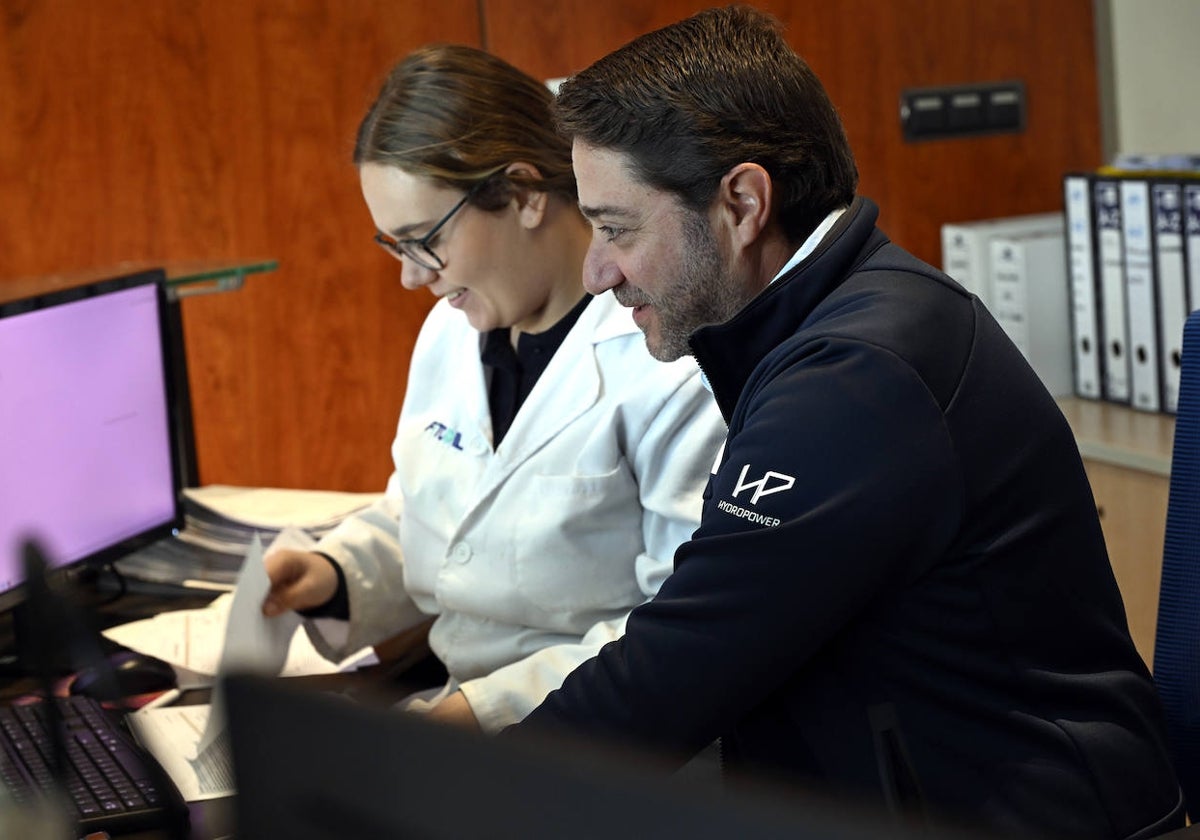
left=0, top=694, right=189, bottom=835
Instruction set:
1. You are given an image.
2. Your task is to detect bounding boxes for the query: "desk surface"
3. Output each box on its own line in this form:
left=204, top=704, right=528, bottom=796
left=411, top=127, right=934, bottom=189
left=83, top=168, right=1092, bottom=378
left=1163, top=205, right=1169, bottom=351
left=0, top=584, right=221, bottom=839
left=0, top=575, right=435, bottom=840
left=1058, top=396, right=1176, bottom=476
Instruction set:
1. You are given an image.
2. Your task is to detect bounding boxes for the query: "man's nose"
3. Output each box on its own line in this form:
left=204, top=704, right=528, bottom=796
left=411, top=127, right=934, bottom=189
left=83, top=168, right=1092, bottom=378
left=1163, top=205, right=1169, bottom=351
left=583, top=243, right=623, bottom=296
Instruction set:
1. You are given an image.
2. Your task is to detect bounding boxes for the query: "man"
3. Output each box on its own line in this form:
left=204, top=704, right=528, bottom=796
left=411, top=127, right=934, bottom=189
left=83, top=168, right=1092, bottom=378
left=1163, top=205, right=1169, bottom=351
left=508, top=6, right=1184, bottom=838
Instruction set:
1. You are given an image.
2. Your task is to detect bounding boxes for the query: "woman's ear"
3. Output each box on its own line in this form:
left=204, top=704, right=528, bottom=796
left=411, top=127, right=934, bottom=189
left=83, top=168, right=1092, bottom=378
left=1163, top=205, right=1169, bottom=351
left=716, top=163, right=773, bottom=248
left=505, top=161, right=548, bottom=228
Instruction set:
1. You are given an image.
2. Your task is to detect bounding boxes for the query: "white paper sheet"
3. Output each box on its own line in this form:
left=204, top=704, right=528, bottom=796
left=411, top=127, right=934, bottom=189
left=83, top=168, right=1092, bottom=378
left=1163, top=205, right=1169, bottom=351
left=127, top=705, right=232, bottom=801
left=124, top=528, right=375, bottom=801
left=102, top=593, right=372, bottom=679
left=185, top=485, right=382, bottom=530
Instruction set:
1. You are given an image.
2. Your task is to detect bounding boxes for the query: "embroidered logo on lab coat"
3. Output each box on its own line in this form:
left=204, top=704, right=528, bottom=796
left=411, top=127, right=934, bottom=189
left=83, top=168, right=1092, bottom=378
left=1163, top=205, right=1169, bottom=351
left=424, top=420, right=465, bottom=451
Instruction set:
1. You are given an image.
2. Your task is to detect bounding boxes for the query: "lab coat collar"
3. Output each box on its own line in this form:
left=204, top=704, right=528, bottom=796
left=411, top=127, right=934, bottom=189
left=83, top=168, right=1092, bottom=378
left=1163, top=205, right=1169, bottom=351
left=490, top=293, right=632, bottom=465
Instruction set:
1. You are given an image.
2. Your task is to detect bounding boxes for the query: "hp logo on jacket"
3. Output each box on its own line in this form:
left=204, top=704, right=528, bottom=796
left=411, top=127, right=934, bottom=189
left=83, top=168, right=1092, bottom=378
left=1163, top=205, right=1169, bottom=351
left=714, top=464, right=795, bottom=528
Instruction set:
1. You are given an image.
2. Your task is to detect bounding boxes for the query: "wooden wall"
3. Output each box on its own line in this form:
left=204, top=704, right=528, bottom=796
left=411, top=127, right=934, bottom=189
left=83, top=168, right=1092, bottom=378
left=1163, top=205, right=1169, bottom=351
left=0, top=1, right=1101, bottom=492
left=488, top=0, right=1102, bottom=267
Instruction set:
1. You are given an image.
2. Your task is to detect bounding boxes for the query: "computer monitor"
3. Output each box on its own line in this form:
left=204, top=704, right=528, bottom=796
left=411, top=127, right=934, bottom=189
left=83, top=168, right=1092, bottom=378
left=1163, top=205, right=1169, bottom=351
left=225, top=674, right=980, bottom=840
left=0, top=268, right=185, bottom=621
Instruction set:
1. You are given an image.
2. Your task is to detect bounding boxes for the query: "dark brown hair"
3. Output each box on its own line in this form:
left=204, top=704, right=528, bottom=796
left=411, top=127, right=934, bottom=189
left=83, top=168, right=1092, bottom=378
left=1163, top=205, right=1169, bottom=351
left=355, top=44, right=576, bottom=210
left=554, top=5, right=857, bottom=242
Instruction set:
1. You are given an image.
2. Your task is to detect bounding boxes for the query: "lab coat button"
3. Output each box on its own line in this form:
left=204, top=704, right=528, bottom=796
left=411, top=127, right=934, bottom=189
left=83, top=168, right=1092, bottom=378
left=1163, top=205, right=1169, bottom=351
left=451, top=543, right=472, bottom=564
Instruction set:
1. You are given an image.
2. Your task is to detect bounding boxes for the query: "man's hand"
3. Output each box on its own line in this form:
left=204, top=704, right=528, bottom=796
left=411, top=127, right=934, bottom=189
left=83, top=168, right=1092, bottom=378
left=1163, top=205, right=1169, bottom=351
left=262, top=550, right=339, bottom=616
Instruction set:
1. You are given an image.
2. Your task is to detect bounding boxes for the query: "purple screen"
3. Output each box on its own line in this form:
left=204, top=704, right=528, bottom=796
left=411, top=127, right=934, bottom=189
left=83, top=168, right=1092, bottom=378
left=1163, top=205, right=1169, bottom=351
left=0, top=281, right=177, bottom=593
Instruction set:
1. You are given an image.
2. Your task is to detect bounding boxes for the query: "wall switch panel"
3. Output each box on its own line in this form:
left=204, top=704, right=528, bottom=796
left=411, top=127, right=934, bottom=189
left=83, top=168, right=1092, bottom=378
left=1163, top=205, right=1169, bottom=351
left=901, top=81, right=1025, bottom=142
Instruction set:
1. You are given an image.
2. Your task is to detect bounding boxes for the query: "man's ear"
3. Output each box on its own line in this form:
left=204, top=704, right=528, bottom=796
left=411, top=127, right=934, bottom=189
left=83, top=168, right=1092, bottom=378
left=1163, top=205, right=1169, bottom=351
left=505, top=161, right=548, bottom=228
left=716, top=163, right=773, bottom=248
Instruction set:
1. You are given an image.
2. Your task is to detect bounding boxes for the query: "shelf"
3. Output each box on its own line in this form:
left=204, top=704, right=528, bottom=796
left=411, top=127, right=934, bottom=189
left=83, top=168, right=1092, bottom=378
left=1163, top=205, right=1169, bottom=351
left=0, top=260, right=278, bottom=305
left=1057, top=397, right=1175, bottom=477
left=165, top=259, right=278, bottom=300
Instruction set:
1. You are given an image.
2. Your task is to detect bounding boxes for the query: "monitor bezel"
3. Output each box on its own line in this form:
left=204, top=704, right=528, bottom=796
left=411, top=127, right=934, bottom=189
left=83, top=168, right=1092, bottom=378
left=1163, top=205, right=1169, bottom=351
left=0, top=267, right=186, bottom=617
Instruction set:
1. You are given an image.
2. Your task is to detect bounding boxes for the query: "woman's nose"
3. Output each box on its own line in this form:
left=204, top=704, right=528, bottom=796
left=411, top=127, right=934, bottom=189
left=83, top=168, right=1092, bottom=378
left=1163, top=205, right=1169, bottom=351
left=399, top=256, right=436, bottom=291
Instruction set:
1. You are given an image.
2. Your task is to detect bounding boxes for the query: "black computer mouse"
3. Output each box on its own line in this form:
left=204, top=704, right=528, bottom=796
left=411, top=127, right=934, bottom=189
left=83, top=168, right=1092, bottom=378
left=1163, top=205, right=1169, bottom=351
left=69, top=650, right=179, bottom=699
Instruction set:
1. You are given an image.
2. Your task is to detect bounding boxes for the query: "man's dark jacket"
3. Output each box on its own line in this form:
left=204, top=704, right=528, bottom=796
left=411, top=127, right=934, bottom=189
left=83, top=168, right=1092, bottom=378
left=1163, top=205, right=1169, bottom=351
left=513, top=198, right=1183, bottom=839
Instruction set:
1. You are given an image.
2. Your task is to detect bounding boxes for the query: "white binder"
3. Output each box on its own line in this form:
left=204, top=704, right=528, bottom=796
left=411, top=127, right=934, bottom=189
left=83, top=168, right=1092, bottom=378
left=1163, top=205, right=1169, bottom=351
left=1063, top=174, right=1102, bottom=399
left=988, top=224, right=1072, bottom=397
left=1152, top=181, right=1187, bottom=414
left=1186, top=183, right=1200, bottom=314
left=1120, top=178, right=1159, bottom=412
left=1094, top=179, right=1131, bottom=403
left=940, top=212, right=1062, bottom=313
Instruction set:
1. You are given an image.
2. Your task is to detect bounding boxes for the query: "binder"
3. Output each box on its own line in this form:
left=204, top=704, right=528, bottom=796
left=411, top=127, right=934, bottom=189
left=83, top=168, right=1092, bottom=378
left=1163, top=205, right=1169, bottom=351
left=1094, top=178, right=1131, bottom=403
left=940, top=212, right=1062, bottom=312
left=1063, top=173, right=1103, bottom=399
left=1120, top=177, right=1160, bottom=412
left=1186, top=183, right=1200, bottom=313
left=988, top=224, right=1072, bottom=397
left=1152, top=181, right=1187, bottom=413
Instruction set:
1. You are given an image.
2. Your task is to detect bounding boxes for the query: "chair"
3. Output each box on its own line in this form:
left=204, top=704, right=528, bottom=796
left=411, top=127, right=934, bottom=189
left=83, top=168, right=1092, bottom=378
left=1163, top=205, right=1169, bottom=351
left=1154, top=308, right=1200, bottom=821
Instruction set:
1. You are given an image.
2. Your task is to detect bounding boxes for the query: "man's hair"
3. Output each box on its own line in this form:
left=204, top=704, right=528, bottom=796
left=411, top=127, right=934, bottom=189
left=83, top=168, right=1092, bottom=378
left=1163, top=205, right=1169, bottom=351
left=355, top=44, right=576, bottom=211
left=554, top=5, right=857, bottom=243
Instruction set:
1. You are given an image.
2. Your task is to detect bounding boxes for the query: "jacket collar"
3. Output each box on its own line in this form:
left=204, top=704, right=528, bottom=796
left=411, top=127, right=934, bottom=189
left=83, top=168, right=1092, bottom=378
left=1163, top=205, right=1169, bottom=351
left=688, top=196, right=885, bottom=421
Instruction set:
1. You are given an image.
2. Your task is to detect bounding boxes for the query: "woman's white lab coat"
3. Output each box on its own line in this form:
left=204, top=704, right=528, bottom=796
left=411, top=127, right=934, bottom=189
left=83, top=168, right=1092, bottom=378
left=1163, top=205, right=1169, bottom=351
left=305, top=292, right=726, bottom=731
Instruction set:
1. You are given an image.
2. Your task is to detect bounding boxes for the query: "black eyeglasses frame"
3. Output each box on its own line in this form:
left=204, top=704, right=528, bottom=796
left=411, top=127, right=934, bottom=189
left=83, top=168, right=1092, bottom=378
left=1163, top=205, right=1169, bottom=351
left=373, top=181, right=485, bottom=271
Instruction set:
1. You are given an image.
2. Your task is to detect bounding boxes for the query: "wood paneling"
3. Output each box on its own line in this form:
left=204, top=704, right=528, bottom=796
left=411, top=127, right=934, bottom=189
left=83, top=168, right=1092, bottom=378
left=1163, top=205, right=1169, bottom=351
left=485, top=0, right=1102, bottom=267
left=1, top=2, right=1102, bottom=492
left=0, top=1, right=480, bottom=491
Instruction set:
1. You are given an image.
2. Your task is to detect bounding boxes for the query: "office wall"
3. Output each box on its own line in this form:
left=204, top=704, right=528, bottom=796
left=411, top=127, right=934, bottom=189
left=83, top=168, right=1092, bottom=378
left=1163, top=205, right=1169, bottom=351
left=0, top=1, right=480, bottom=491
left=1100, top=0, right=1200, bottom=157
left=0, top=1, right=1101, bottom=491
left=488, top=0, right=1101, bottom=268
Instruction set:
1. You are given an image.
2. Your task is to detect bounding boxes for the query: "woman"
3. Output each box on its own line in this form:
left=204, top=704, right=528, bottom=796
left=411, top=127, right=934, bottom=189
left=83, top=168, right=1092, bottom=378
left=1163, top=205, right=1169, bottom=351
left=261, top=44, right=725, bottom=732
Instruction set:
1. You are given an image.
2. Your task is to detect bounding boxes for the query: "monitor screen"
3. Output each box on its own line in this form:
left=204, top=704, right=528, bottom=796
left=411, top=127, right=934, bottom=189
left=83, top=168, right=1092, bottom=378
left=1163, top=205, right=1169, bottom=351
left=0, top=269, right=183, bottom=613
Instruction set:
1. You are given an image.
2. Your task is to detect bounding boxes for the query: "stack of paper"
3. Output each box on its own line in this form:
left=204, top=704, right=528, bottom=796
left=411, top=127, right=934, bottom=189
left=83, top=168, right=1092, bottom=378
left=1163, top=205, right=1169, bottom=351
left=115, top=485, right=382, bottom=588
left=122, top=530, right=377, bottom=802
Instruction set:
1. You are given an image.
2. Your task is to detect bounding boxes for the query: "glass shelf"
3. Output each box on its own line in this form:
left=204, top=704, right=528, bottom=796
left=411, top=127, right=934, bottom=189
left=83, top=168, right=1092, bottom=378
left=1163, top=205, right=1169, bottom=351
left=165, top=259, right=279, bottom=300
left=0, top=260, right=278, bottom=306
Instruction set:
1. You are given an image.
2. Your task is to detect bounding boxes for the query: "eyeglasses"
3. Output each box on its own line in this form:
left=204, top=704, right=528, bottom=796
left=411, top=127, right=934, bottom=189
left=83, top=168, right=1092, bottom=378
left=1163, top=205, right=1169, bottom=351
left=373, top=182, right=482, bottom=271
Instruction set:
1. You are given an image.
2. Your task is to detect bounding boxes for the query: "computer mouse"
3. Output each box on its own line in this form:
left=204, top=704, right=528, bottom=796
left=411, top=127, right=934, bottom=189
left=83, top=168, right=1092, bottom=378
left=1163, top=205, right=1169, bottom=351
left=69, top=650, right=179, bottom=699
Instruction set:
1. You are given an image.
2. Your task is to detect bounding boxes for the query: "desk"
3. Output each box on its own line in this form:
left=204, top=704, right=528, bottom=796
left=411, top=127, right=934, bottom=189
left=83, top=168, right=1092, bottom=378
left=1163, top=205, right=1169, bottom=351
left=0, top=576, right=437, bottom=840
left=0, top=585, right=223, bottom=839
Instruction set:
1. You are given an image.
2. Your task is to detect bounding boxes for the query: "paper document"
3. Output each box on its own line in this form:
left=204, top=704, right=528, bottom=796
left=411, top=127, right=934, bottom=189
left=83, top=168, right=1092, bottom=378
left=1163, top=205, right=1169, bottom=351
left=115, top=484, right=382, bottom=588
left=102, top=592, right=373, bottom=678
left=103, top=532, right=375, bottom=678
left=185, top=484, right=383, bottom=530
left=128, top=705, right=231, bottom=801
left=125, top=528, right=375, bottom=801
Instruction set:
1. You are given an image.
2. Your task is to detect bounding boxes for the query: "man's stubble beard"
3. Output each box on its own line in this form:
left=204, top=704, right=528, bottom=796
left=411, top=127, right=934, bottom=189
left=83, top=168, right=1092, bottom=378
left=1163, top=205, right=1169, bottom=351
left=644, top=210, right=750, bottom=362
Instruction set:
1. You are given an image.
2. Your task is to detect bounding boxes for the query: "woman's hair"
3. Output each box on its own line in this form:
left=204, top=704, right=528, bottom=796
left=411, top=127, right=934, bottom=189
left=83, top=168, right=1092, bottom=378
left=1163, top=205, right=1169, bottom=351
left=355, top=44, right=576, bottom=210
left=554, top=5, right=857, bottom=243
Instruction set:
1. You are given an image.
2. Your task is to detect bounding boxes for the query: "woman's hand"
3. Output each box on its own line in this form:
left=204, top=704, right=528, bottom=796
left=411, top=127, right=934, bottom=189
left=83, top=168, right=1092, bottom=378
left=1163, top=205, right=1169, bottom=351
left=261, top=549, right=339, bottom=616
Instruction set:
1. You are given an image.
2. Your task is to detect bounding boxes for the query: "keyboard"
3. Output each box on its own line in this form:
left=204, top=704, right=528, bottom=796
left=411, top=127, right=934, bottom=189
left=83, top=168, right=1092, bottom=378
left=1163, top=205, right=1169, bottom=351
left=0, top=694, right=189, bottom=835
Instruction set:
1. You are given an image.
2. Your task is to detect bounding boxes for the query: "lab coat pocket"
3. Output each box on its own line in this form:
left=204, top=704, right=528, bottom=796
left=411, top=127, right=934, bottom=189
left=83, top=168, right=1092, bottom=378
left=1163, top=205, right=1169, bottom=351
left=514, top=465, right=645, bottom=612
